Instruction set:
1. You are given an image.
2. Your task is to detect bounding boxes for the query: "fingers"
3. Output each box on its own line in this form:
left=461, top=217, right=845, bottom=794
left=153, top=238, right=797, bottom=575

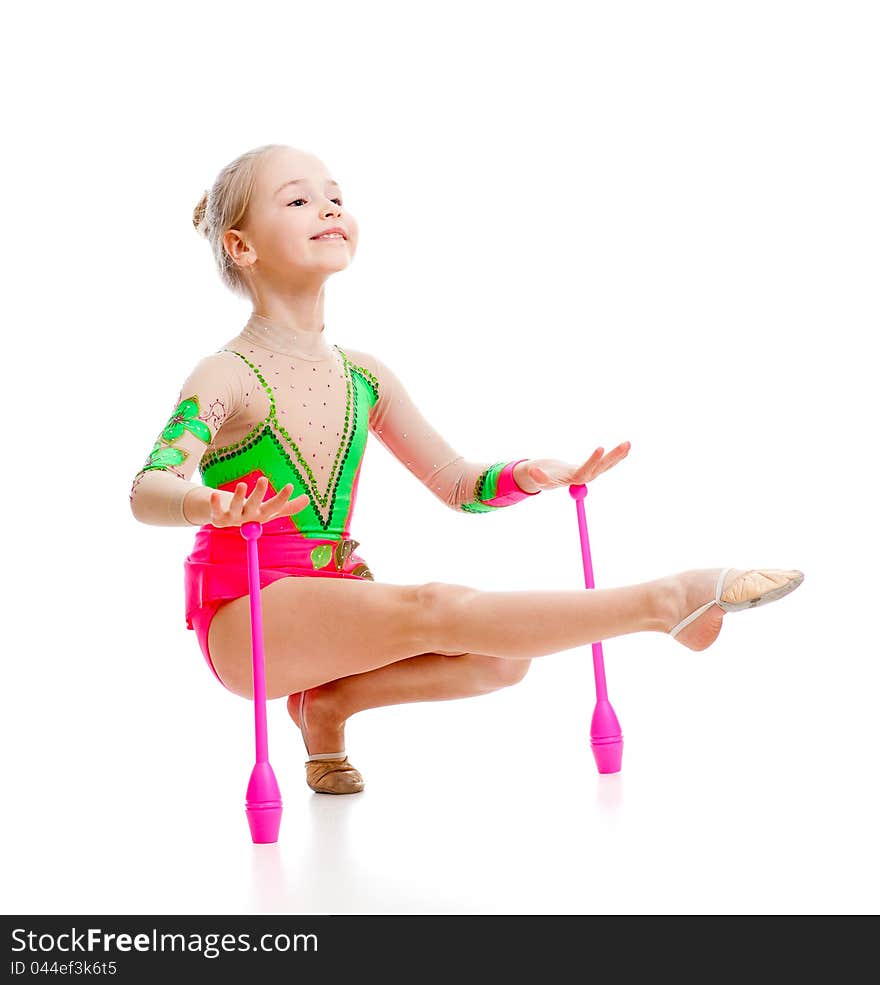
left=601, top=441, right=630, bottom=465
left=246, top=476, right=269, bottom=506
left=569, top=447, right=604, bottom=481
left=285, top=493, right=310, bottom=515
left=247, top=477, right=294, bottom=517
left=582, top=446, right=605, bottom=470
left=571, top=442, right=630, bottom=482
left=592, top=441, right=630, bottom=477
left=248, top=478, right=310, bottom=517
left=266, top=480, right=292, bottom=504
left=266, top=482, right=308, bottom=512
left=274, top=484, right=310, bottom=514
left=209, top=478, right=309, bottom=526
left=230, top=480, right=248, bottom=512
left=217, top=479, right=264, bottom=523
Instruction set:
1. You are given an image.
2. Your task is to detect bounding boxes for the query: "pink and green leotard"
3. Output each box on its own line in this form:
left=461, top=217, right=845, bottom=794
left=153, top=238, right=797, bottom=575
left=129, top=312, right=541, bottom=683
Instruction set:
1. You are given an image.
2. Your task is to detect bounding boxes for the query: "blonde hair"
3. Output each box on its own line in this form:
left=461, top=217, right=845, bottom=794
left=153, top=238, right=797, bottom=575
left=192, top=143, right=288, bottom=299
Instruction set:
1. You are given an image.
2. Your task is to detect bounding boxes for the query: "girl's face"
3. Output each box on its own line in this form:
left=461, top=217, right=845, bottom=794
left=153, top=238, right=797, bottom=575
left=229, top=147, right=358, bottom=287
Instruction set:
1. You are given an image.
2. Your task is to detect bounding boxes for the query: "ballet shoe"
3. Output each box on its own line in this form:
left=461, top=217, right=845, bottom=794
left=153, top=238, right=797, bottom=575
left=298, top=690, right=365, bottom=795
left=305, top=755, right=365, bottom=795
left=668, top=567, right=804, bottom=650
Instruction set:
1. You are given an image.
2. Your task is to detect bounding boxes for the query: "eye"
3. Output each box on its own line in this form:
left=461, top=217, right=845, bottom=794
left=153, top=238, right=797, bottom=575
left=286, top=197, right=344, bottom=207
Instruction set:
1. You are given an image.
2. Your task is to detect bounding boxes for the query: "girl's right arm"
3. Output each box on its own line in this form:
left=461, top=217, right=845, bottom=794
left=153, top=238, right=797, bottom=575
left=128, top=351, right=241, bottom=527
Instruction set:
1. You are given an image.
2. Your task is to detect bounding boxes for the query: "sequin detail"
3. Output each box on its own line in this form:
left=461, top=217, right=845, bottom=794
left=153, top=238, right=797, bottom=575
left=310, top=539, right=374, bottom=579
left=460, top=461, right=508, bottom=513
left=196, top=346, right=378, bottom=538
left=336, top=348, right=379, bottom=401
left=138, top=396, right=214, bottom=473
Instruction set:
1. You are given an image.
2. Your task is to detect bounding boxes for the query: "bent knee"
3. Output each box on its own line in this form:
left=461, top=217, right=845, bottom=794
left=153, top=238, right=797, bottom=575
left=482, top=655, right=532, bottom=688
left=416, top=581, right=472, bottom=603
left=415, top=580, right=472, bottom=638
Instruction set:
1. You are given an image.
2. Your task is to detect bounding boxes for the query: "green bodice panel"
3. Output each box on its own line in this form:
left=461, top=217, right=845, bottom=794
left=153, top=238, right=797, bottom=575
left=198, top=346, right=377, bottom=540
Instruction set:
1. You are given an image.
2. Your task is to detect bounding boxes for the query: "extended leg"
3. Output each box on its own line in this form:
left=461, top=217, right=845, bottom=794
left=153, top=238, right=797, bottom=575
left=209, top=572, right=673, bottom=699
left=419, top=578, right=670, bottom=660
left=287, top=577, right=667, bottom=750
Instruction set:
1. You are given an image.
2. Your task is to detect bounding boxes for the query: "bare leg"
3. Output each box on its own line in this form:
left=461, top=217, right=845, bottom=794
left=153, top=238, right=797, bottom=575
left=420, top=577, right=671, bottom=659
left=288, top=650, right=531, bottom=754
left=285, top=577, right=667, bottom=752
left=281, top=567, right=803, bottom=765
left=209, top=570, right=680, bottom=698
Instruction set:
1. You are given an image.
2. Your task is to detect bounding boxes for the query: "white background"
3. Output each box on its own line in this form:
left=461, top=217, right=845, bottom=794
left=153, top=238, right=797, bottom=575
left=2, top=0, right=877, bottom=915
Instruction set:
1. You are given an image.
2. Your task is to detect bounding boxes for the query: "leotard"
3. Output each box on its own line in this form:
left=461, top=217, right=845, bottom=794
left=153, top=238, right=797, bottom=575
left=129, top=313, right=540, bottom=687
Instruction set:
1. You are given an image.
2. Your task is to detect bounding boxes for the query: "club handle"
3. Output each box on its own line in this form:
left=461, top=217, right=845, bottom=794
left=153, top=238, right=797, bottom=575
left=241, top=521, right=269, bottom=765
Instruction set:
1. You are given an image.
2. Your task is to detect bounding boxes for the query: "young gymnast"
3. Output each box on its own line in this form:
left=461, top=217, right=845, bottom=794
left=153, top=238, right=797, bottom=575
left=129, top=143, right=804, bottom=794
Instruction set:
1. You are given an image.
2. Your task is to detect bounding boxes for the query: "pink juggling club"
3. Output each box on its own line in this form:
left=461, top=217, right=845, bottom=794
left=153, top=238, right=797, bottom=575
left=569, top=483, right=623, bottom=773
left=240, top=520, right=283, bottom=843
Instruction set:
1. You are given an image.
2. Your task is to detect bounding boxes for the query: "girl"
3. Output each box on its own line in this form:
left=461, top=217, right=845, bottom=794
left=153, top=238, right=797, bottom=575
left=129, top=143, right=804, bottom=794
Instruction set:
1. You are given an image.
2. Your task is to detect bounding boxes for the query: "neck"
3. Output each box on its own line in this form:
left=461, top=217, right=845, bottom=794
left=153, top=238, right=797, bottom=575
left=237, top=311, right=335, bottom=360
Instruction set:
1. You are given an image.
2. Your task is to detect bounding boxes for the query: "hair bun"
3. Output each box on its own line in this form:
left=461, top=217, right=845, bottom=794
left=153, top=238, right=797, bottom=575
left=192, top=191, right=210, bottom=236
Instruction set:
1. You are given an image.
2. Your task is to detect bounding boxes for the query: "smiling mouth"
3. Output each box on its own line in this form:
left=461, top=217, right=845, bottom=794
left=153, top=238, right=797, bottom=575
left=312, top=233, right=346, bottom=241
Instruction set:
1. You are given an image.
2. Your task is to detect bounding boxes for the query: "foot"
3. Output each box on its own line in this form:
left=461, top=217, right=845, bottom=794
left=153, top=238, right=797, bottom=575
left=287, top=686, right=365, bottom=794
left=661, top=568, right=749, bottom=651
left=286, top=684, right=347, bottom=757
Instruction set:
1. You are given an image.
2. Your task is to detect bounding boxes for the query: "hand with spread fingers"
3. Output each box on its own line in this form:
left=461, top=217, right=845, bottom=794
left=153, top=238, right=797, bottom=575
left=515, top=442, right=632, bottom=493
left=208, top=476, right=310, bottom=528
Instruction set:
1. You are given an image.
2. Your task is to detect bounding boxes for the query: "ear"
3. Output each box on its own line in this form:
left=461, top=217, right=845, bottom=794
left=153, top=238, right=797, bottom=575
left=223, top=228, right=256, bottom=268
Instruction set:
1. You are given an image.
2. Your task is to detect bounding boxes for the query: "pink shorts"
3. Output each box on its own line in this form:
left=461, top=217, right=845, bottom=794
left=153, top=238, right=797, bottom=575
left=184, top=523, right=373, bottom=692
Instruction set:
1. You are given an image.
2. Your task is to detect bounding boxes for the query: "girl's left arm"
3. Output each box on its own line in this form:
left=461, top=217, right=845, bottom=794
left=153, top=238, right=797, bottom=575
left=343, top=348, right=541, bottom=514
